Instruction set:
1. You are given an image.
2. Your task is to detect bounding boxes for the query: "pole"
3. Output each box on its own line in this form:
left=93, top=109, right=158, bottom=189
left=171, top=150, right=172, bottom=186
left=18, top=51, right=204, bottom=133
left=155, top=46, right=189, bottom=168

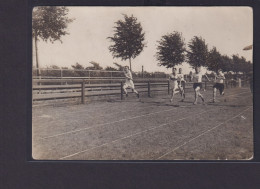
left=205, top=81, right=207, bottom=90
left=34, top=35, right=41, bottom=78
left=148, top=80, right=151, bottom=97
left=121, top=81, right=123, bottom=100
left=81, top=80, right=85, bottom=104
left=142, top=65, right=144, bottom=78
left=129, top=58, right=132, bottom=71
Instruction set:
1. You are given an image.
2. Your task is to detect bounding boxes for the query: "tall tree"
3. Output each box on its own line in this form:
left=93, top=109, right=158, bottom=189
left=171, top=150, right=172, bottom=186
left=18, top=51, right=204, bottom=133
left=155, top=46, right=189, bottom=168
left=232, top=54, right=243, bottom=73
left=186, top=36, right=208, bottom=69
left=221, top=55, right=233, bottom=73
left=32, top=6, right=73, bottom=76
left=206, top=47, right=222, bottom=72
left=107, top=14, right=146, bottom=71
left=156, top=31, right=186, bottom=68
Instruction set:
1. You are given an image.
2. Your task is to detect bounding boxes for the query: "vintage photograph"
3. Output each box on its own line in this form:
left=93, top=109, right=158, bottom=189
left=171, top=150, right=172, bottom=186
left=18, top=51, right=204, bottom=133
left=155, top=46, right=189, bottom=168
left=32, top=6, right=253, bottom=160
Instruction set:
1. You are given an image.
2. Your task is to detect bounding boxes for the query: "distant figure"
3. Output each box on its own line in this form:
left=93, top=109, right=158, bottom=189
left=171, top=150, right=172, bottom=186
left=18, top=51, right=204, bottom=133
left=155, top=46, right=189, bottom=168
left=191, top=67, right=210, bottom=105
left=123, top=66, right=139, bottom=98
left=169, top=67, right=178, bottom=103
left=177, top=68, right=186, bottom=102
left=212, top=70, right=225, bottom=103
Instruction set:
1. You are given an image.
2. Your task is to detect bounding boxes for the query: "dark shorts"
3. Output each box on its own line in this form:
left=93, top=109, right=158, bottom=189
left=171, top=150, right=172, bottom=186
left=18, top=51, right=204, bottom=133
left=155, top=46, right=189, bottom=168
left=177, top=81, right=185, bottom=87
left=213, top=83, right=224, bottom=94
left=193, top=83, right=203, bottom=89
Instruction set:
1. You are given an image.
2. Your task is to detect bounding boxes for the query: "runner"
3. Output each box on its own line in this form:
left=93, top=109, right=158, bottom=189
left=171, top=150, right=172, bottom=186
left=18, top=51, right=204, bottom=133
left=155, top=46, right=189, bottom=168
left=191, top=67, right=210, bottom=105
left=213, top=70, right=225, bottom=103
left=122, top=66, right=139, bottom=98
left=169, top=67, right=179, bottom=103
left=177, top=68, right=186, bottom=102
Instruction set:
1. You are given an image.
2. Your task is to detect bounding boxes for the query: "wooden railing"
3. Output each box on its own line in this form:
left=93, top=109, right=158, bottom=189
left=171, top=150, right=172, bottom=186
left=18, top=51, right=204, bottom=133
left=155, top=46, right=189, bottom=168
left=33, top=78, right=218, bottom=104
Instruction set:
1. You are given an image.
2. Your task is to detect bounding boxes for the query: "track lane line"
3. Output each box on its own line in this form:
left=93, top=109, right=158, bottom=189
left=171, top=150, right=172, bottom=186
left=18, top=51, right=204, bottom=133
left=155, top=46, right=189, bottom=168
left=59, top=110, right=208, bottom=160
left=59, top=94, right=252, bottom=160
left=40, top=91, right=252, bottom=140
left=156, top=106, right=252, bottom=160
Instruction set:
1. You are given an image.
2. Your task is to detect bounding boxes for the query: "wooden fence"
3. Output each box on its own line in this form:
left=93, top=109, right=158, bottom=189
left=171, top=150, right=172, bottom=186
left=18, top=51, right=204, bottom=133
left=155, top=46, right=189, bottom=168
left=32, top=78, right=218, bottom=104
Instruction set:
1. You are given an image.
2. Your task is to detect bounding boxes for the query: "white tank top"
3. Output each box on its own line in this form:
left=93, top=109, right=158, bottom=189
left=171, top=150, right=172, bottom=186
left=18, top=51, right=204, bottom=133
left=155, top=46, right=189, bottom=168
left=216, top=72, right=225, bottom=83
left=192, top=73, right=203, bottom=83
left=177, top=73, right=185, bottom=82
left=169, top=73, right=178, bottom=85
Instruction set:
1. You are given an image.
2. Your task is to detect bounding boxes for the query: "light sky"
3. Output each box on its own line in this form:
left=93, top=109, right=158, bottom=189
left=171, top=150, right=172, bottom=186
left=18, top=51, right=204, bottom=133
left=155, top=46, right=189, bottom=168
left=33, top=6, right=253, bottom=74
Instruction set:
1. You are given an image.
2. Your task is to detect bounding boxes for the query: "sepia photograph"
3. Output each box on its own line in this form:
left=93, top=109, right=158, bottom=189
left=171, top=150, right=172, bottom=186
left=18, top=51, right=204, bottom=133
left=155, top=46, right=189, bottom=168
left=32, top=6, right=253, bottom=160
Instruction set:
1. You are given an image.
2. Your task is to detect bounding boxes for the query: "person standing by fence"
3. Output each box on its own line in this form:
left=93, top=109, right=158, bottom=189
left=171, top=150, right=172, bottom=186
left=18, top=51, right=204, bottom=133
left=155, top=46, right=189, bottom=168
left=122, top=66, right=139, bottom=98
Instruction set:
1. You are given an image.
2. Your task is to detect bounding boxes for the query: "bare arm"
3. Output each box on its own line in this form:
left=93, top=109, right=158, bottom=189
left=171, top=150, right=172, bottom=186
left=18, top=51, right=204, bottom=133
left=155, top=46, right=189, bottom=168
left=204, top=73, right=210, bottom=81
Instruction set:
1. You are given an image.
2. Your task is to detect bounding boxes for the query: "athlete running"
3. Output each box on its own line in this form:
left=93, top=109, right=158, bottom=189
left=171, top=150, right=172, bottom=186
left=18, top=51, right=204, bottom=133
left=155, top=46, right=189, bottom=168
left=123, top=66, right=139, bottom=98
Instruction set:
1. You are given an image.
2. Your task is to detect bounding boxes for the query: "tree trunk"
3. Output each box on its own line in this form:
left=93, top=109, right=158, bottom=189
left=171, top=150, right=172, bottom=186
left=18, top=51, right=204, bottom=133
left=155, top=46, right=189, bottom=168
left=34, top=35, right=41, bottom=77
left=129, top=58, right=132, bottom=71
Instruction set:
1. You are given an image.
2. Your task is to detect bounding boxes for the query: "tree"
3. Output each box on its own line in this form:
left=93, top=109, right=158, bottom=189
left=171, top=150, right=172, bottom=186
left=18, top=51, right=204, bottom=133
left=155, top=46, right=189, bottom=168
left=186, top=36, right=208, bottom=69
left=206, top=47, right=222, bottom=72
left=221, top=55, right=233, bottom=73
left=113, top=62, right=124, bottom=71
left=232, top=54, right=243, bottom=73
left=32, top=6, right=73, bottom=76
left=105, top=66, right=118, bottom=71
left=86, top=61, right=103, bottom=70
left=71, top=63, right=85, bottom=77
left=156, top=31, right=186, bottom=68
left=107, top=14, right=146, bottom=71
left=71, top=62, right=84, bottom=70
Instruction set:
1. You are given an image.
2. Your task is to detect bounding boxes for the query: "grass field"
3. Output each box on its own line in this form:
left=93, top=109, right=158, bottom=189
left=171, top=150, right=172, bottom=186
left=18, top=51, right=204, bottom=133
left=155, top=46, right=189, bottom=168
left=32, top=87, right=253, bottom=160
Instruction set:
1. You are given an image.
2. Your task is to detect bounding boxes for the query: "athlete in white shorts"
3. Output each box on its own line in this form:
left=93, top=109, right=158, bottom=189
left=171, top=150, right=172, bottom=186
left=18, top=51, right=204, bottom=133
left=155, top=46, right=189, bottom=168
left=169, top=67, right=179, bottom=103
left=123, top=66, right=139, bottom=98
left=191, top=67, right=210, bottom=105
left=213, top=70, right=225, bottom=103
left=177, top=68, right=186, bottom=102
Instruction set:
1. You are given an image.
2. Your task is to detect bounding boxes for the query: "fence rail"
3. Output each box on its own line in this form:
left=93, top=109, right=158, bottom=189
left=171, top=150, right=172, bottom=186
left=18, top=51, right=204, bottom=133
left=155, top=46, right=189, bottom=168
left=32, top=78, right=217, bottom=103
left=32, top=76, right=250, bottom=104
left=32, top=68, right=169, bottom=80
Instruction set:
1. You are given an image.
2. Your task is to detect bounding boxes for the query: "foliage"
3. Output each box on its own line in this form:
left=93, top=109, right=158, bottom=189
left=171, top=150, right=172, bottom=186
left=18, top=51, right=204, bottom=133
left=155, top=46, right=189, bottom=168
left=107, top=14, right=146, bottom=70
left=86, top=61, right=103, bottom=70
left=32, top=6, right=74, bottom=42
left=186, top=36, right=208, bottom=69
left=71, top=63, right=86, bottom=77
left=221, top=55, right=233, bottom=73
left=156, top=31, right=186, bottom=68
left=71, top=62, right=84, bottom=70
left=206, top=47, right=222, bottom=72
left=113, top=62, right=124, bottom=71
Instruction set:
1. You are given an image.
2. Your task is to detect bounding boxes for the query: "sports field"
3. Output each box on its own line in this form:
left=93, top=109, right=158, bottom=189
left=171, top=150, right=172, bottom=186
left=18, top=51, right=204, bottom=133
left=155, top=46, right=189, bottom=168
left=32, top=87, right=253, bottom=160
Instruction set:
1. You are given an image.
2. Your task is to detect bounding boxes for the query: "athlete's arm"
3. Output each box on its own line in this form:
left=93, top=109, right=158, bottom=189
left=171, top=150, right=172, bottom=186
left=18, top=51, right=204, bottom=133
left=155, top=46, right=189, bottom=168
left=204, top=73, right=210, bottom=81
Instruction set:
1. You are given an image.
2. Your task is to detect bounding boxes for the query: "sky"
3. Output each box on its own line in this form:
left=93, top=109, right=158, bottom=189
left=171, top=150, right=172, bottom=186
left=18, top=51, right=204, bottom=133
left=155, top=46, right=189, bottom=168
left=33, top=6, right=253, bottom=74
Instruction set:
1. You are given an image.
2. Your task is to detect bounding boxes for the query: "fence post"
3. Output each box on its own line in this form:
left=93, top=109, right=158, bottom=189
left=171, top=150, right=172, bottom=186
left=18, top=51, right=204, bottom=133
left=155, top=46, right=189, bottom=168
left=81, top=80, right=85, bottom=104
left=148, top=80, right=151, bottom=97
left=121, top=81, right=123, bottom=100
left=110, top=72, right=113, bottom=84
left=60, top=69, right=63, bottom=78
left=168, top=80, right=170, bottom=95
left=238, top=78, right=241, bottom=88
left=205, top=81, right=207, bottom=90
